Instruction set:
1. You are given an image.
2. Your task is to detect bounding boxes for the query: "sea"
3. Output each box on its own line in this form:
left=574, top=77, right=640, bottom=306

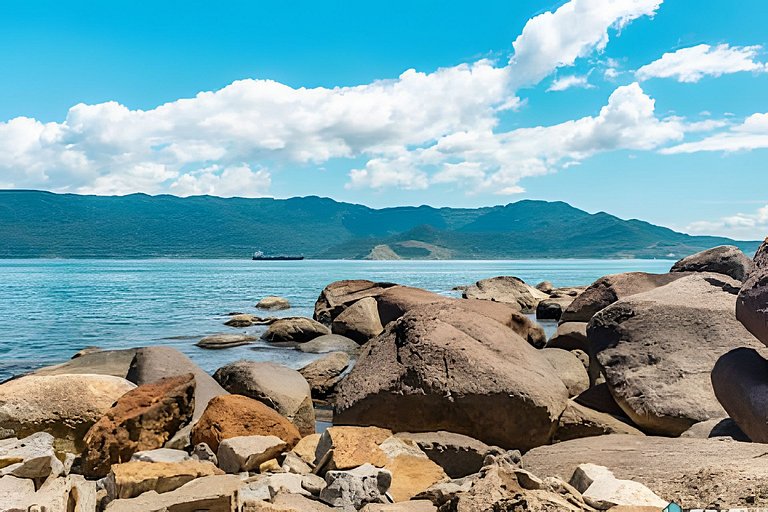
left=0, top=259, right=674, bottom=382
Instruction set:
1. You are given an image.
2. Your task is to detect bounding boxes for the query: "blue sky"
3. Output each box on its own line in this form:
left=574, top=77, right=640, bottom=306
left=1, top=0, right=768, bottom=239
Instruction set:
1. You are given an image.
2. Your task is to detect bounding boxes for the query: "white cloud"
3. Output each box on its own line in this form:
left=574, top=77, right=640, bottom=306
left=348, top=83, right=686, bottom=195
left=548, top=74, right=594, bottom=91
left=687, top=204, right=768, bottom=239
left=637, top=44, right=767, bottom=83
left=169, top=164, right=271, bottom=198
left=0, top=0, right=664, bottom=197
left=509, top=0, right=662, bottom=87
left=662, top=112, right=768, bottom=154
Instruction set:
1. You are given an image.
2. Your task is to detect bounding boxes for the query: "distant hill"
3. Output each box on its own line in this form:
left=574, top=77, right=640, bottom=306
left=0, top=190, right=759, bottom=259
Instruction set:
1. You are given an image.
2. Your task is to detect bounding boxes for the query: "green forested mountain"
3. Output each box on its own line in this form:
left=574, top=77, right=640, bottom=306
left=0, top=190, right=759, bottom=259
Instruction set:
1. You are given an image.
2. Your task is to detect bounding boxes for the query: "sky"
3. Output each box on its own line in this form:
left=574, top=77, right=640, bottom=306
left=1, top=0, right=767, bottom=240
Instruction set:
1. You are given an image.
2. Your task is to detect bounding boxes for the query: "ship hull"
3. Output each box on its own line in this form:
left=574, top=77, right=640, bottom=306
left=252, top=256, right=305, bottom=261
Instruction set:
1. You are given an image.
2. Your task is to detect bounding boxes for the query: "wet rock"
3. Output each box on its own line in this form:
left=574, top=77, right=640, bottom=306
left=0, top=373, right=135, bottom=453
left=81, top=373, right=195, bottom=478
left=190, top=394, right=301, bottom=453
left=214, top=360, right=315, bottom=437
left=262, top=317, right=331, bottom=343
left=256, top=296, right=291, bottom=310
left=196, top=333, right=257, bottom=348
left=224, top=314, right=260, bottom=327
left=332, top=297, right=384, bottom=343
left=334, top=303, right=568, bottom=450
left=671, top=245, right=753, bottom=282
left=298, top=334, right=361, bottom=354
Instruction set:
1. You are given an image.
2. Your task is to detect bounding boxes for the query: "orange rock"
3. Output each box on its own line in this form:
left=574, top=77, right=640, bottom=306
left=81, top=373, right=195, bottom=478
left=190, top=394, right=301, bottom=453
left=316, top=426, right=392, bottom=470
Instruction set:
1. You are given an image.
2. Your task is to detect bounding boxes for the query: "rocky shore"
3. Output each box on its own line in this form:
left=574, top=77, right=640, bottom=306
left=1, top=242, right=766, bottom=511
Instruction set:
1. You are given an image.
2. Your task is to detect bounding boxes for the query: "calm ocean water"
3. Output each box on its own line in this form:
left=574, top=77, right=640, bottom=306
left=0, top=259, right=674, bottom=381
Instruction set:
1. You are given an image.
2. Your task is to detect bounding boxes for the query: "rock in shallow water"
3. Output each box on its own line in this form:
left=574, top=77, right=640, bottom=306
left=196, top=333, right=257, bottom=348
left=256, top=295, right=291, bottom=310
left=262, top=317, right=331, bottom=343
left=462, top=275, right=548, bottom=313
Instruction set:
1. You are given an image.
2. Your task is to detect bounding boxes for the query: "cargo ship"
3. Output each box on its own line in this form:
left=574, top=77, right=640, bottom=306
left=252, top=251, right=304, bottom=261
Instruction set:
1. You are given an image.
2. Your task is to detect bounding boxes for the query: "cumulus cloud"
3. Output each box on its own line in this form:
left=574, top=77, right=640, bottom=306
left=348, top=83, right=686, bottom=194
left=509, top=0, right=662, bottom=87
left=0, top=0, right=664, bottom=197
left=637, top=44, right=767, bottom=83
left=548, top=74, right=594, bottom=91
left=662, top=112, right=768, bottom=153
left=687, top=204, right=768, bottom=239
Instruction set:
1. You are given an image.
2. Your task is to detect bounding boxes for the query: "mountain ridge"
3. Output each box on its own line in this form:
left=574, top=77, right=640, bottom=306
left=0, top=190, right=759, bottom=259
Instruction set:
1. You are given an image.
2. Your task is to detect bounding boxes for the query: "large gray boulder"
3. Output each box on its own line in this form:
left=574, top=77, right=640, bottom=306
left=33, top=348, right=137, bottom=378
left=736, top=238, right=768, bottom=346
left=671, top=245, right=754, bottom=282
left=213, top=360, right=315, bottom=437
left=588, top=273, right=761, bottom=435
left=127, top=346, right=227, bottom=425
left=334, top=303, right=569, bottom=450
left=711, top=347, right=768, bottom=443
left=299, top=351, right=350, bottom=399
left=298, top=334, right=360, bottom=354
left=524, top=434, right=768, bottom=509
left=541, top=348, right=589, bottom=398
left=560, top=272, right=688, bottom=324
left=462, top=276, right=547, bottom=313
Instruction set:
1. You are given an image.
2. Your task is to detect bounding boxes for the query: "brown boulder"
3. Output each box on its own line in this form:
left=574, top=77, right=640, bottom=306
left=299, top=351, right=350, bottom=399
left=736, top=238, right=768, bottom=346
left=332, top=297, right=384, bottom=343
left=553, top=401, right=643, bottom=442
left=314, top=280, right=397, bottom=324
left=334, top=303, right=569, bottom=450
left=190, top=395, right=301, bottom=452
left=462, top=276, right=548, bottom=313
left=213, top=360, right=315, bottom=436
left=541, top=348, right=589, bottom=398
left=711, top=347, right=768, bottom=442
left=262, top=317, right=331, bottom=343
left=588, top=273, right=760, bottom=435
left=82, top=374, right=196, bottom=478
left=671, top=245, right=754, bottom=281
left=560, top=272, right=688, bottom=324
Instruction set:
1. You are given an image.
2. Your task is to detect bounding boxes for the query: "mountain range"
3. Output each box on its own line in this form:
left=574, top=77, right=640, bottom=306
left=0, top=190, right=759, bottom=259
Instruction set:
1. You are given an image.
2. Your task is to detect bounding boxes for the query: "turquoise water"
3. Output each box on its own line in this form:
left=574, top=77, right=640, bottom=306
left=0, top=259, right=674, bottom=381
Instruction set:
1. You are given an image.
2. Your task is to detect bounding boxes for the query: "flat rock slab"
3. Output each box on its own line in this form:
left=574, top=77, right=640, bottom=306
left=196, top=333, right=257, bottom=349
left=524, top=434, right=768, bottom=509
